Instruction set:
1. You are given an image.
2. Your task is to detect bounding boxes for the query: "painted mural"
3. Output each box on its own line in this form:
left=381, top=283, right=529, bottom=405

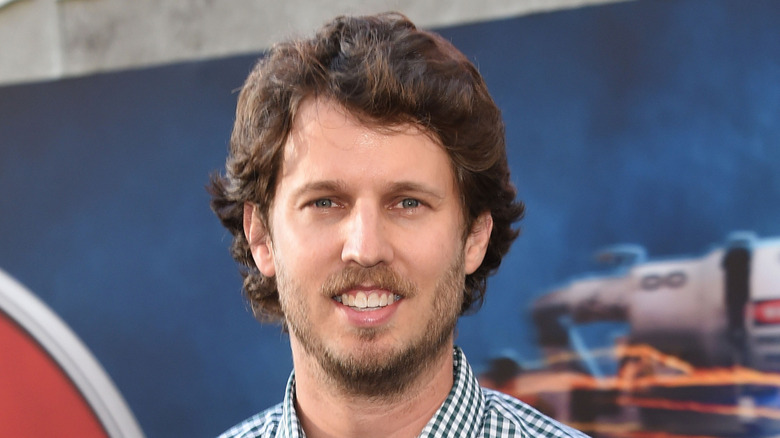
left=1, top=0, right=778, bottom=436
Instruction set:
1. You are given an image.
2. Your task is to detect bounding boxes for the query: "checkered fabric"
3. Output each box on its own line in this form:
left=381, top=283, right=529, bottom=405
left=218, top=347, right=589, bottom=438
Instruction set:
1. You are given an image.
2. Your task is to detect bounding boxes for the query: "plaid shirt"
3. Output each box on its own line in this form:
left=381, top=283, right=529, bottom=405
left=219, top=347, right=589, bottom=438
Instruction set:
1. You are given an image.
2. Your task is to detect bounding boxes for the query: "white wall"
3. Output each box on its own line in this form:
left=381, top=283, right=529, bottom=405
left=0, top=0, right=627, bottom=86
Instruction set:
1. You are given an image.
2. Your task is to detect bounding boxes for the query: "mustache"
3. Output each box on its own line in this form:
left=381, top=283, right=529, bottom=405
left=320, top=265, right=417, bottom=298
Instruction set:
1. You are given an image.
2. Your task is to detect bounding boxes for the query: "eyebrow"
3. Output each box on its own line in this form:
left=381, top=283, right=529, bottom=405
left=290, top=180, right=348, bottom=201
left=385, top=181, right=445, bottom=200
left=290, top=180, right=446, bottom=201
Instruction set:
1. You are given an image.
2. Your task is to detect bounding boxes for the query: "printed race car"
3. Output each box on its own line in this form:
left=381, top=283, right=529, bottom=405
left=482, top=232, right=780, bottom=437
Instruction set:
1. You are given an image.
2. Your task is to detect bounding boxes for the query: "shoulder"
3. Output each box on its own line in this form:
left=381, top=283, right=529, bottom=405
left=217, top=403, right=284, bottom=438
left=482, top=388, right=590, bottom=437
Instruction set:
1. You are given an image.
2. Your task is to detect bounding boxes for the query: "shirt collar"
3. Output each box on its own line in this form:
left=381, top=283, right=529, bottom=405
left=280, top=347, right=485, bottom=438
left=418, top=346, right=486, bottom=437
left=280, top=372, right=304, bottom=438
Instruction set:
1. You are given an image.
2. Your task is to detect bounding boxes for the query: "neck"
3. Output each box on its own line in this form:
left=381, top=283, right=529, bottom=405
left=290, top=338, right=455, bottom=438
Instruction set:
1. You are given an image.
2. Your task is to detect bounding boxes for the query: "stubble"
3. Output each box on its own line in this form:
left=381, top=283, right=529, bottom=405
left=277, top=255, right=464, bottom=400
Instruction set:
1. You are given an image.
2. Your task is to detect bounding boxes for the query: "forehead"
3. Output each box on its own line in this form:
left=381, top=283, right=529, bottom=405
left=278, top=98, right=458, bottom=190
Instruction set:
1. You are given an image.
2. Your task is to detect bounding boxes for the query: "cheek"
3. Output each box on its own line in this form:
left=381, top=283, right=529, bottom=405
left=274, top=225, right=341, bottom=282
left=405, top=228, right=464, bottom=282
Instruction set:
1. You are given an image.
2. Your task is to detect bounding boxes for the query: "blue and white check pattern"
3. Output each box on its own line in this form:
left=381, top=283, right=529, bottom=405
left=219, top=347, right=589, bottom=437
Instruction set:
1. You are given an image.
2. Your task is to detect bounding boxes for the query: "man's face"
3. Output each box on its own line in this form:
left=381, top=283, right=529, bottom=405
left=245, top=98, right=492, bottom=396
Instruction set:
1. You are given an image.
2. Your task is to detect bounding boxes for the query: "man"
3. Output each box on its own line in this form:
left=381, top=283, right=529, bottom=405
left=210, top=12, right=588, bottom=438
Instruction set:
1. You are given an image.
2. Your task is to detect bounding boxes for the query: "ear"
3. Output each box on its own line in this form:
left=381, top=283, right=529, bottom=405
left=243, top=202, right=276, bottom=277
left=464, top=211, right=493, bottom=275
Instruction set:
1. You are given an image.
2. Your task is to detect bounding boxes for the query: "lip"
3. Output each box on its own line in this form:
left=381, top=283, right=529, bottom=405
left=334, top=295, right=402, bottom=328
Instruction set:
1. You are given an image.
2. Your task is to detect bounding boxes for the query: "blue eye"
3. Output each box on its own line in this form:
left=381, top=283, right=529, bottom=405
left=400, top=198, right=420, bottom=208
left=313, top=199, right=333, bottom=208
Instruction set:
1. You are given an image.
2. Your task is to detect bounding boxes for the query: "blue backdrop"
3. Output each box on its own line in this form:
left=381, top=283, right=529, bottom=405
left=1, top=0, right=779, bottom=436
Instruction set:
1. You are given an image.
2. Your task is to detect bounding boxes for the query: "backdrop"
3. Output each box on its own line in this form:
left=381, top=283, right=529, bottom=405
left=1, top=0, right=779, bottom=436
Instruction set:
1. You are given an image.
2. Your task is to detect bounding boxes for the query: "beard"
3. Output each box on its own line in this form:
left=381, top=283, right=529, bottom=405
left=276, top=254, right=464, bottom=400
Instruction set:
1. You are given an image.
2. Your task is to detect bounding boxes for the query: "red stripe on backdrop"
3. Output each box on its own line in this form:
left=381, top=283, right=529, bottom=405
left=0, top=311, right=107, bottom=437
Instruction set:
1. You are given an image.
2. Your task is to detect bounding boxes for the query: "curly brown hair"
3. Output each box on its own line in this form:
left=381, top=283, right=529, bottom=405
left=209, top=12, right=525, bottom=323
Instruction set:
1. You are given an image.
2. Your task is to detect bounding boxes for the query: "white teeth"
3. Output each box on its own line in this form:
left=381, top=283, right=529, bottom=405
left=354, top=292, right=368, bottom=308
left=338, top=292, right=398, bottom=310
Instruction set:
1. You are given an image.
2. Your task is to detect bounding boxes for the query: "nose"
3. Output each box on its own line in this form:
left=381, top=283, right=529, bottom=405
left=341, top=202, right=394, bottom=267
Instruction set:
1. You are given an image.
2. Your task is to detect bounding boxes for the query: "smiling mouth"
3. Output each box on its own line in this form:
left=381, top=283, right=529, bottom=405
left=333, top=292, right=401, bottom=310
